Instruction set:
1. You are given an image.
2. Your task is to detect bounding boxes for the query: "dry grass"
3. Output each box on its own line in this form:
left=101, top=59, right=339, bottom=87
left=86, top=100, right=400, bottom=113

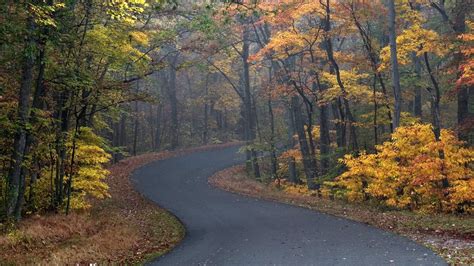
left=0, top=142, right=242, bottom=265
left=209, top=165, right=474, bottom=266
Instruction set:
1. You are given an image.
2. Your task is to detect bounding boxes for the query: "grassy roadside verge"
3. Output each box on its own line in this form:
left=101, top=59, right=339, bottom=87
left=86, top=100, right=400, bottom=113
left=209, top=165, right=474, bottom=265
left=0, top=142, right=240, bottom=264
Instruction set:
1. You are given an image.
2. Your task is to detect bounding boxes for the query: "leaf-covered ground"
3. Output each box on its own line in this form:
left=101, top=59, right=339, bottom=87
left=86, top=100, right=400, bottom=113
left=209, top=165, right=474, bottom=265
left=0, top=143, right=240, bottom=264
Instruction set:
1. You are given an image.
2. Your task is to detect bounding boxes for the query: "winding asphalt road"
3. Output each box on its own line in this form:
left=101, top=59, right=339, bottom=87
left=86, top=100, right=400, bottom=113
left=132, top=146, right=446, bottom=266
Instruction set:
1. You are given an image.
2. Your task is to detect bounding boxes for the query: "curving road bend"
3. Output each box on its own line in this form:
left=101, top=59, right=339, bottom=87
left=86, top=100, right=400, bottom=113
left=132, top=146, right=446, bottom=266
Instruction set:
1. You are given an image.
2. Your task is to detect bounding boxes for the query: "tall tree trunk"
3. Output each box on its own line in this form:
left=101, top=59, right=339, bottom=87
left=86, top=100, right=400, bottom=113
left=429, top=0, right=470, bottom=141
left=167, top=56, right=179, bottom=150
left=315, top=74, right=331, bottom=174
left=351, top=8, right=393, bottom=133
left=453, top=3, right=470, bottom=142
left=424, top=52, right=449, bottom=191
left=15, top=28, right=49, bottom=219
left=132, top=105, right=139, bottom=156
left=7, top=15, right=36, bottom=220
left=149, top=104, right=155, bottom=150
left=413, top=53, right=423, bottom=118
left=155, top=104, right=162, bottom=150
left=323, top=0, right=358, bottom=151
left=331, top=101, right=345, bottom=148
left=268, top=93, right=277, bottom=179
left=292, top=96, right=318, bottom=189
left=242, top=22, right=260, bottom=178
left=372, top=74, right=379, bottom=146
left=287, top=107, right=299, bottom=184
left=388, top=0, right=403, bottom=129
left=423, top=53, right=443, bottom=141
left=54, top=90, right=71, bottom=210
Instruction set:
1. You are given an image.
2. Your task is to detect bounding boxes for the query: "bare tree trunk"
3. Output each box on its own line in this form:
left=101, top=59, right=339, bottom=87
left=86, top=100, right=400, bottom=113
left=15, top=26, right=49, bottom=219
left=167, top=56, right=179, bottom=150
left=155, top=104, right=162, bottom=150
left=132, top=109, right=139, bottom=156
left=413, top=54, right=423, bottom=118
left=54, top=90, right=71, bottom=210
left=292, top=96, right=318, bottom=189
left=429, top=0, right=470, bottom=141
left=454, top=4, right=470, bottom=142
left=242, top=22, right=260, bottom=178
left=267, top=65, right=278, bottom=179
left=423, top=53, right=443, bottom=141
left=120, top=112, right=127, bottom=147
left=323, top=0, right=358, bottom=150
left=351, top=7, right=393, bottom=133
left=149, top=104, right=155, bottom=150
left=7, top=15, right=36, bottom=220
left=313, top=69, right=331, bottom=174
left=268, top=97, right=277, bottom=179
left=372, top=74, right=379, bottom=146
left=424, top=52, right=449, bottom=192
left=331, top=101, right=345, bottom=148
left=388, top=0, right=402, bottom=129
left=287, top=107, right=299, bottom=184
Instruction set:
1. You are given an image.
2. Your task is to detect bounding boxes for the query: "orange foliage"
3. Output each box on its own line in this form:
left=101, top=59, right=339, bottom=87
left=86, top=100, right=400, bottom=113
left=457, top=21, right=474, bottom=88
left=332, top=124, right=474, bottom=213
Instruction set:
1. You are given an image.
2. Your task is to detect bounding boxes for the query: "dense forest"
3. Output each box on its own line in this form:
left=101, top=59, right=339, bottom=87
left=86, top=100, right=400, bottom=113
left=0, top=0, right=472, bottom=225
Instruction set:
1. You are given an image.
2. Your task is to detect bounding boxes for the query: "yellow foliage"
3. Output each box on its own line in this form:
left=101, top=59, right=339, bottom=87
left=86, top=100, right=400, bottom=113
left=130, top=31, right=150, bottom=46
left=104, top=0, right=148, bottom=24
left=379, top=24, right=450, bottom=71
left=87, top=24, right=151, bottom=72
left=273, top=179, right=317, bottom=197
left=67, top=127, right=111, bottom=210
left=320, top=70, right=373, bottom=103
left=457, top=21, right=474, bottom=88
left=334, top=124, right=474, bottom=213
left=31, top=128, right=111, bottom=212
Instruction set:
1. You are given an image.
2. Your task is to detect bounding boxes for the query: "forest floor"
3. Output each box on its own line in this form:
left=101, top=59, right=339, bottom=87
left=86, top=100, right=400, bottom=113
left=0, top=142, right=240, bottom=265
left=209, top=165, right=474, bottom=265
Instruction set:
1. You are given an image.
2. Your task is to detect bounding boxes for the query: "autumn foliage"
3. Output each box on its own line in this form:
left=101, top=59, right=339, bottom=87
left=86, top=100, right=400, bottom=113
left=328, top=124, right=474, bottom=213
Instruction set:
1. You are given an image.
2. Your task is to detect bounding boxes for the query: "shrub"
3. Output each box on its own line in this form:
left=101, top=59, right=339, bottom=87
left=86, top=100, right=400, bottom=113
left=332, top=124, right=474, bottom=213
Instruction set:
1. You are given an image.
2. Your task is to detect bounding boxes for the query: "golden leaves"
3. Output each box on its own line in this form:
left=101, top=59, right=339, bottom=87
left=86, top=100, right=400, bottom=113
left=320, top=70, right=372, bottom=104
left=379, top=25, right=449, bottom=71
left=333, top=124, right=474, bottom=213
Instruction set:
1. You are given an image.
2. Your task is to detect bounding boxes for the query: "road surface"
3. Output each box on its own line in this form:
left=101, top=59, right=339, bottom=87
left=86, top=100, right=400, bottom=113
left=132, top=146, right=445, bottom=266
